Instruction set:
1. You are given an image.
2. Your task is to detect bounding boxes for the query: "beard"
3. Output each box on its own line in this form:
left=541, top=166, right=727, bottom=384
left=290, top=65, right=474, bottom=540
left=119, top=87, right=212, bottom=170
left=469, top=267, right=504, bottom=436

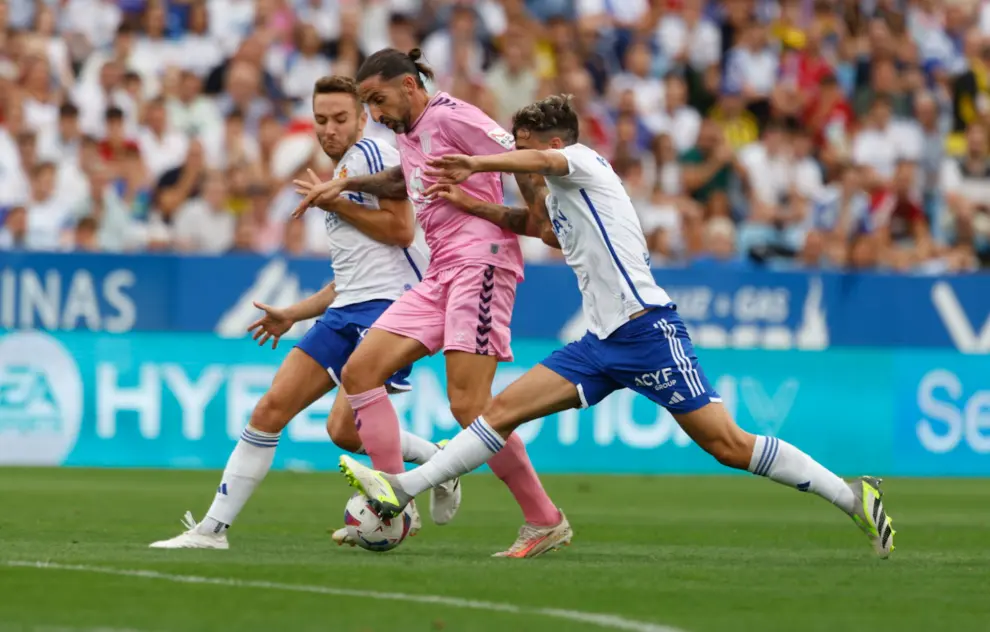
left=379, top=93, right=412, bottom=134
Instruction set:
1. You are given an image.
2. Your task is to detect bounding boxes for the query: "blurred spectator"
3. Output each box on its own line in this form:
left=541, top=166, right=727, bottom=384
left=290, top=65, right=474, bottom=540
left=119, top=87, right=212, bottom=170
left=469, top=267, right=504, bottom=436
left=851, top=95, right=922, bottom=185
left=0, top=206, right=27, bottom=249
left=25, top=161, right=70, bottom=250
left=0, top=0, right=986, bottom=272
left=173, top=170, right=235, bottom=253
left=486, top=38, right=539, bottom=126
left=645, top=74, right=702, bottom=154
left=738, top=121, right=823, bottom=262
left=681, top=119, right=735, bottom=219
left=138, top=97, right=189, bottom=181
left=870, top=161, right=934, bottom=271
left=655, top=0, right=721, bottom=73
left=174, top=1, right=225, bottom=79
left=940, top=122, right=990, bottom=264
left=804, top=162, right=869, bottom=268
left=723, top=21, right=778, bottom=126
left=72, top=215, right=101, bottom=252
left=167, top=70, right=224, bottom=141
left=282, top=23, right=332, bottom=104
left=609, top=39, right=664, bottom=117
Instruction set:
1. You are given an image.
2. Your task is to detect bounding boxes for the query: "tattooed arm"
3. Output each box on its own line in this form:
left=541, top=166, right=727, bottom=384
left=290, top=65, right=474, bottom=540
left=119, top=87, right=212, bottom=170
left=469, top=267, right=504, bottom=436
left=425, top=174, right=561, bottom=249
left=293, top=165, right=408, bottom=218
left=514, top=173, right=561, bottom=249
left=341, top=165, right=408, bottom=200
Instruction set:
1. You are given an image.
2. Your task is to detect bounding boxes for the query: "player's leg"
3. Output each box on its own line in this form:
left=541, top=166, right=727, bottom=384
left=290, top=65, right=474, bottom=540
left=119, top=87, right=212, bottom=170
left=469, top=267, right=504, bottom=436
left=341, top=363, right=579, bottom=510
left=445, top=350, right=562, bottom=529
left=339, top=286, right=440, bottom=475
left=341, top=333, right=617, bottom=556
left=326, top=390, right=431, bottom=545
left=442, top=264, right=562, bottom=529
left=326, top=387, right=441, bottom=466
left=632, top=309, right=894, bottom=558
left=150, top=348, right=332, bottom=549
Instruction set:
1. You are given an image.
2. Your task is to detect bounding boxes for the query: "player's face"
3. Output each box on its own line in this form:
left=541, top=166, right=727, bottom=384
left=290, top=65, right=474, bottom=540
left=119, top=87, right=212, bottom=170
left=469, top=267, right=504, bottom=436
left=313, top=92, right=365, bottom=161
left=358, top=75, right=415, bottom=135
left=513, top=128, right=563, bottom=151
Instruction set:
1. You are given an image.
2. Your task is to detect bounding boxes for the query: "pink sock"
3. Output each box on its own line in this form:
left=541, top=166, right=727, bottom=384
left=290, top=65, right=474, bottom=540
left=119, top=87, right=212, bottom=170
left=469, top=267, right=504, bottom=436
left=488, top=434, right=560, bottom=527
left=346, top=387, right=404, bottom=474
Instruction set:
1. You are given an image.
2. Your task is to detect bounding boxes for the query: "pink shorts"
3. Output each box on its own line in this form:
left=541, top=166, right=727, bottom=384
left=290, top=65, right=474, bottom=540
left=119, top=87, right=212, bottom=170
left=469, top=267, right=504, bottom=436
left=372, top=264, right=516, bottom=362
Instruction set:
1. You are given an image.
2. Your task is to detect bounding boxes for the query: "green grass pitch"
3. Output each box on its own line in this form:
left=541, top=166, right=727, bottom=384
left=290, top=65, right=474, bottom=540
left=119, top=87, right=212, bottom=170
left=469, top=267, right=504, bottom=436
left=1, top=468, right=988, bottom=632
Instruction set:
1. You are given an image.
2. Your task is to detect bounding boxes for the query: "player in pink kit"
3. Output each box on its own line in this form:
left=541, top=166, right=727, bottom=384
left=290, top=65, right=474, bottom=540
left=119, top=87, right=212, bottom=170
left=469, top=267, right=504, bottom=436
left=294, top=49, right=571, bottom=558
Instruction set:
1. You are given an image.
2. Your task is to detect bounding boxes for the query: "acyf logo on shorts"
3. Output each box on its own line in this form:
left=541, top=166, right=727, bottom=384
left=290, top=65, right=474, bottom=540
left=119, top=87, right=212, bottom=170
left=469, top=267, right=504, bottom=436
left=634, top=368, right=677, bottom=391
left=0, top=332, right=83, bottom=465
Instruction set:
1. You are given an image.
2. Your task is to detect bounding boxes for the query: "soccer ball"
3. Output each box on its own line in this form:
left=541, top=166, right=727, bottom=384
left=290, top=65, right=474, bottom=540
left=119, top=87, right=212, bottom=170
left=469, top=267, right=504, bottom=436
left=343, top=493, right=413, bottom=552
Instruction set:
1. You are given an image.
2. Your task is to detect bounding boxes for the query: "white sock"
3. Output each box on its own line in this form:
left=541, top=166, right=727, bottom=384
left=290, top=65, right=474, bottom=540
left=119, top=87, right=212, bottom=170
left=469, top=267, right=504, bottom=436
left=397, top=416, right=504, bottom=496
left=749, top=435, right=854, bottom=513
left=352, top=432, right=439, bottom=465
left=200, top=426, right=279, bottom=533
left=401, top=431, right=440, bottom=465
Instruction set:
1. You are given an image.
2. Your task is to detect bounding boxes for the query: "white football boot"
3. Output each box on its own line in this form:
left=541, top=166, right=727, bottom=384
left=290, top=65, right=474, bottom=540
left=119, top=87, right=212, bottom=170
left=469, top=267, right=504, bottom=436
left=332, top=499, right=421, bottom=546
left=149, top=511, right=229, bottom=550
left=429, top=440, right=462, bottom=525
left=492, top=510, right=572, bottom=559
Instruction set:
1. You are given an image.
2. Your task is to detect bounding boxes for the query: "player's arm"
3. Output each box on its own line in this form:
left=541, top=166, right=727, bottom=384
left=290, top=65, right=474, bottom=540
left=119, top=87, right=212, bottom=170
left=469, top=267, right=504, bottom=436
left=293, top=165, right=407, bottom=218
left=340, top=165, right=407, bottom=199
left=427, top=150, right=570, bottom=181
left=425, top=176, right=560, bottom=249
left=284, top=282, right=339, bottom=321
left=248, top=282, right=337, bottom=349
left=322, top=197, right=415, bottom=248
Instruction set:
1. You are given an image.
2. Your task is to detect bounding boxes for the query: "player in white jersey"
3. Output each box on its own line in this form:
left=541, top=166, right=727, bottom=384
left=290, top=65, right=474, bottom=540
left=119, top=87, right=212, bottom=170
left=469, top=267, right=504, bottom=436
left=150, top=76, right=461, bottom=550
left=339, top=95, right=896, bottom=559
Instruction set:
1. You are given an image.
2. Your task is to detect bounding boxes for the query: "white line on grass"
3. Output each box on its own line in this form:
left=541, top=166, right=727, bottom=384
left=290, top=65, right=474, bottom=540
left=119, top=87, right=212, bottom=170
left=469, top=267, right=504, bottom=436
left=5, top=561, right=685, bottom=632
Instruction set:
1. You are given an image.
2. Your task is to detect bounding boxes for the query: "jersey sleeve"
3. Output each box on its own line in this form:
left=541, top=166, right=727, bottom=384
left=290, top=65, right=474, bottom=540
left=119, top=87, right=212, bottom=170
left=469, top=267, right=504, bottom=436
left=549, top=144, right=603, bottom=189
left=442, top=105, right=516, bottom=156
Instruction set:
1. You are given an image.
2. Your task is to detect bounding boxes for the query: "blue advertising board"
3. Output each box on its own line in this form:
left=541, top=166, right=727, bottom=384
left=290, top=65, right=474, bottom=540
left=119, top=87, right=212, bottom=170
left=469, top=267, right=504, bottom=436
left=2, top=252, right=989, bottom=351
left=1, top=329, right=987, bottom=475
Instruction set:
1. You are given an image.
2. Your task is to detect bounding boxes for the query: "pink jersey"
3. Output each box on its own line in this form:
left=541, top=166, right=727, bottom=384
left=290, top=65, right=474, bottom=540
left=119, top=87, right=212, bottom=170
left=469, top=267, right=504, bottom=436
left=397, top=92, right=524, bottom=280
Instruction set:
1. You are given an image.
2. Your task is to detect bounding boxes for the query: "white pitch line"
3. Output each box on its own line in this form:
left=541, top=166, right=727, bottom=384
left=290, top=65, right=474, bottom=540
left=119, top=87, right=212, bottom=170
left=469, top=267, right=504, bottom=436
left=5, top=561, right=686, bottom=632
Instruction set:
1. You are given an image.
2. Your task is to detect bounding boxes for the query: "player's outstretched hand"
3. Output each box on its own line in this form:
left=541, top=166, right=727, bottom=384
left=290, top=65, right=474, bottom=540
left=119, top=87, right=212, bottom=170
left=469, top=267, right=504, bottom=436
left=424, top=182, right=477, bottom=211
left=247, top=301, right=294, bottom=349
left=426, top=154, right=476, bottom=184
left=292, top=169, right=344, bottom=218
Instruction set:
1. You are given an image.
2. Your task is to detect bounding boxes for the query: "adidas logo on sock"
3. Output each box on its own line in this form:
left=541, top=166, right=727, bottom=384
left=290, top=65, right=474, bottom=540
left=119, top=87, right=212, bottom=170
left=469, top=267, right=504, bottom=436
left=668, top=392, right=685, bottom=405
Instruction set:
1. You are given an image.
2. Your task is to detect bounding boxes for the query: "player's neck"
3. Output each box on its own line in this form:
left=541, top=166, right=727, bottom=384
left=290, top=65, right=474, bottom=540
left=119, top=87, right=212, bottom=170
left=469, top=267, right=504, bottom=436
left=408, top=90, right=432, bottom=126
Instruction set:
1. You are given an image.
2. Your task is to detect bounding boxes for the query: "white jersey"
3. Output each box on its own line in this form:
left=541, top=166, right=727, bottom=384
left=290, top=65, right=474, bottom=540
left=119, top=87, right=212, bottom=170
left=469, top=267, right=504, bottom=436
left=327, top=137, right=428, bottom=308
left=545, top=143, right=672, bottom=338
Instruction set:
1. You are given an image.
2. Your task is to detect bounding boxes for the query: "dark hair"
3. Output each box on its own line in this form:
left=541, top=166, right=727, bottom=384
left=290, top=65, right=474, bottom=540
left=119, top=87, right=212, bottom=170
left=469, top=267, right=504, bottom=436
left=313, top=75, right=359, bottom=99
left=105, top=106, right=124, bottom=121
left=355, top=48, right=434, bottom=87
left=59, top=101, right=79, bottom=118
left=76, top=215, right=99, bottom=233
left=511, top=94, right=580, bottom=145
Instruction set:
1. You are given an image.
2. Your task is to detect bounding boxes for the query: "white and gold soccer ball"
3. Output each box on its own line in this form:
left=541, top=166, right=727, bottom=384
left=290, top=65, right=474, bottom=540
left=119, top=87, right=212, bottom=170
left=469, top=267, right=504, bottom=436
left=343, top=493, right=414, bottom=552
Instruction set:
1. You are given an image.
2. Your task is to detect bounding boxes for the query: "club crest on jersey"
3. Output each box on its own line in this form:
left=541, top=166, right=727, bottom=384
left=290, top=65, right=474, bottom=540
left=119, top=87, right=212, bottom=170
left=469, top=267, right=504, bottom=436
left=420, top=133, right=432, bottom=155
left=337, top=166, right=348, bottom=179
left=486, top=127, right=515, bottom=150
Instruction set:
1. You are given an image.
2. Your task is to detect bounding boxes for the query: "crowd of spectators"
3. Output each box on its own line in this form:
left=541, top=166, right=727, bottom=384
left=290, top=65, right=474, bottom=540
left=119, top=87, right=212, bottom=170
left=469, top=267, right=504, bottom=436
left=1, top=0, right=988, bottom=273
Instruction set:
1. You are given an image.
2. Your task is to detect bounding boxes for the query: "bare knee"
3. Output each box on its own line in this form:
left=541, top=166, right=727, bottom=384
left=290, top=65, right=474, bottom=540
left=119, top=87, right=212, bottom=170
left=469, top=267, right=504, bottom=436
left=327, top=408, right=363, bottom=453
left=448, top=386, right=490, bottom=427
left=249, top=392, right=292, bottom=434
left=702, top=429, right=754, bottom=470
left=479, top=396, right=515, bottom=437
left=340, top=354, right=383, bottom=394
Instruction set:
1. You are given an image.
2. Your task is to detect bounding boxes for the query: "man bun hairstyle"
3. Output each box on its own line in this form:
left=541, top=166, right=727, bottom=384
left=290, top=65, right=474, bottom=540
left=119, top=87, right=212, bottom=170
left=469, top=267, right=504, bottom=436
left=355, top=47, right=435, bottom=87
left=511, top=94, right=580, bottom=144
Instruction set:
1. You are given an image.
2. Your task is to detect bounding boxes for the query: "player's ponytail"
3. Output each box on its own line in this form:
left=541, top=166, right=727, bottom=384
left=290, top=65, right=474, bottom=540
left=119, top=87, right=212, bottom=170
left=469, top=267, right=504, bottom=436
left=356, top=47, right=435, bottom=88
left=406, top=48, right=436, bottom=83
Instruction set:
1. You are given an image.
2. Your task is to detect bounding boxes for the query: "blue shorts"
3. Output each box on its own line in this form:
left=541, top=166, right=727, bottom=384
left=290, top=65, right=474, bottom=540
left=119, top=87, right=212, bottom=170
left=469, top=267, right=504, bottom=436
left=295, top=299, right=412, bottom=392
left=541, top=306, right=720, bottom=414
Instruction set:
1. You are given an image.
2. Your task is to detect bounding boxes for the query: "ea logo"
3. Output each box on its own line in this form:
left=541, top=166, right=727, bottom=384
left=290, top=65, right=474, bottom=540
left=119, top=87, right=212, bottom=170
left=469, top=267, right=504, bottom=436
left=0, top=332, right=83, bottom=465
